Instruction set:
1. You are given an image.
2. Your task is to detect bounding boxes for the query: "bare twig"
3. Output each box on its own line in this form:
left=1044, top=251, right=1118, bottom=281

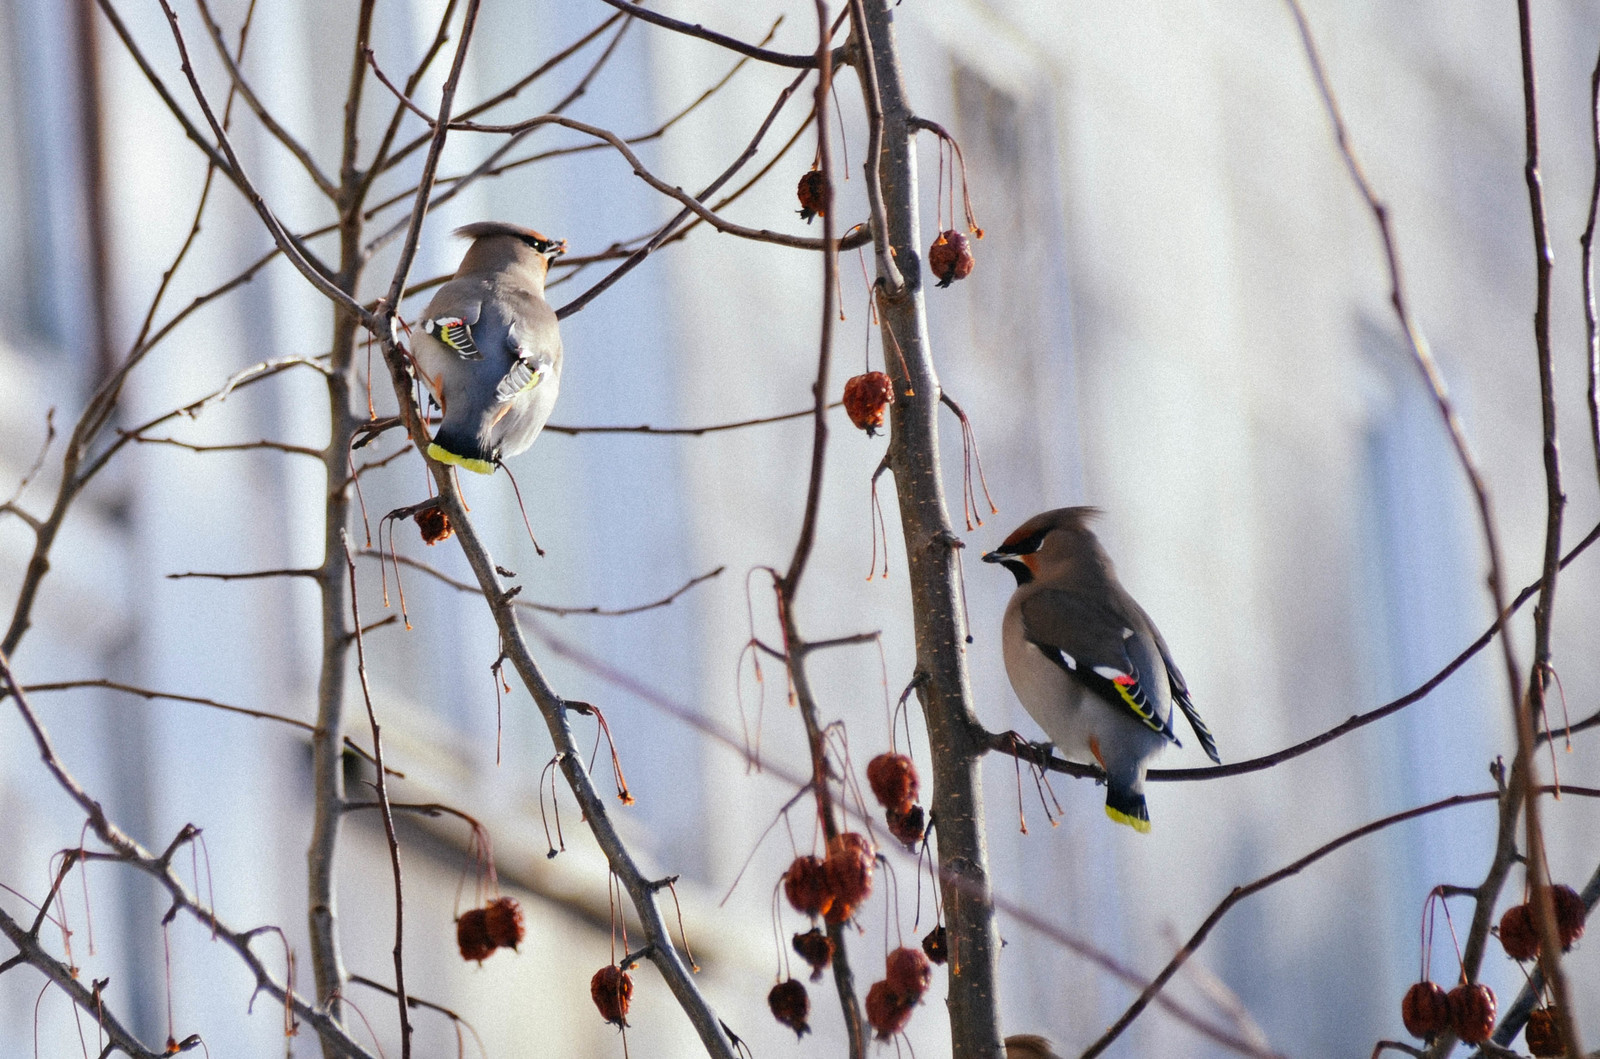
left=342, top=534, right=412, bottom=1055
left=0, top=653, right=379, bottom=1059
left=543, top=402, right=843, bottom=436
left=591, top=0, right=819, bottom=68
left=1079, top=786, right=1600, bottom=1057
left=1583, top=40, right=1600, bottom=496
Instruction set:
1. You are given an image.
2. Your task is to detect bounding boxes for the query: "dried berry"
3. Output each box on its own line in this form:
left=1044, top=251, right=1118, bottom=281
left=824, top=832, right=875, bottom=911
left=1400, top=981, right=1450, bottom=1040
left=1498, top=902, right=1538, bottom=961
left=866, top=753, right=919, bottom=815
left=886, top=804, right=926, bottom=848
left=865, top=980, right=915, bottom=1039
left=1525, top=1007, right=1564, bottom=1057
left=885, top=946, right=933, bottom=1000
left=456, top=908, right=495, bottom=963
left=929, top=230, right=974, bottom=288
left=922, top=925, right=948, bottom=965
left=483, top=896, right=524, bottom=951
left=843, top=372, right=893, bottom=436
left=792, top=928, right=834, bottom=982
left=797, top=170, right=829, bottom=223
left=1548, top=883, right=1586, bottom=950
left=1447, top=982, right=1495, bottom=1044
left=768, top=978, right=810, bottom=1038
left=416, top=505, right=452, bottom=544
left=590, top=965, right=633, bottom=1026
left=784, top=855, right=833, bottom=919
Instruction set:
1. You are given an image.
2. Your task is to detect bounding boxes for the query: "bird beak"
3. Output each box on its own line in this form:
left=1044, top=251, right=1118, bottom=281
left=543, top=238, right=568, bottom=260
left=980, top=549, right=1009, bottom=564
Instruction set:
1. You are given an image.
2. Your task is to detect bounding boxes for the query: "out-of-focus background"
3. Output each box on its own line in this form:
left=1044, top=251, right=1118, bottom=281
left=1, top=0, right=1596, bottom=1055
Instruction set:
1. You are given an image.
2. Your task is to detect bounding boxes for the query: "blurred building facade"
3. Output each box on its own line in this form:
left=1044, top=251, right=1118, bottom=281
left=1, top=0, right=1596, bottom=1055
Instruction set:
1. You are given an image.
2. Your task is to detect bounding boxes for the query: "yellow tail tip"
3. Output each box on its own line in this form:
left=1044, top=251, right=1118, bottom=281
left=1105, top=804, right=1151, bottom=834
left=427, top=442, right=495, bottom=475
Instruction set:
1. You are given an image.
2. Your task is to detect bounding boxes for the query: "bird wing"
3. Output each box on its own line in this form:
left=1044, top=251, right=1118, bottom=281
left=1018, top=589, right=1179, bottom=744
left=489, top=291, right=560, bottom=404
left=420, top=280, right=488, bottom=360
left=1130, top=600, right=1220, bottom=763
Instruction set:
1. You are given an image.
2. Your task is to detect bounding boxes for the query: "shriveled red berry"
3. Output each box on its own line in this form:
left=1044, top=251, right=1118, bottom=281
left=1447, top=982, right=1495, bottom=1044
left=590, top=965, right=633, bottom=1026
left=456, top=908, right=495, bottom=962
left=797, top=170, right=829, bottom=223
left=1498, top=902, right=1538, bottom=961
left=886, top=804, right=926, bottom=848
left=824, top=832, right=875, bottom=910
left=792, top=928, right=834, bottom=982
left=1400, top=981, right=1450, bottom=1040
left=929, top=230, right=974, bottom=288
left=922, top=925, right=948, bottom=965
left=865, top=980, right=915, bottom=1039
left=416, top=505, right=452, bottom=544
left=1548, top=884, right=1586, bottom=950
left=866, top=753, right=919, bottom=815
left=768, top=978, right=810, bottom=1038
left=483, top=896, right=524, bottom=950
left=885, top=946, right=933, bottom=1000
left=843, top=372, right=893, bottom=436
left=784, top=855, right=833, bottom=919
left=1525, top=1007, right=1564, bottom=1057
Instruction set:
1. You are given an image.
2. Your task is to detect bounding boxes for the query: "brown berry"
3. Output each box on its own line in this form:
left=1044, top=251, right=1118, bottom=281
left=1525, top=1007, right=1564, bottom=1057
left=797, top=170, right=829, bottom=223
left=784, top=855, right=833, bottom=919
left=1400, top=981, right=1450, bottom=1040
left=922, top=925, right=948, bottom=965
left=1447, top=982, right=1495, bottom=1044
left=885, top=946, right=933, bottom=1000
left=1498, top=902, right=1538, bottom=961
left=864, top=980, right=915, bottom=1039
left=1548, top=883, right=1586, bottom=950
left=483, top=896, right=524, bottom=951
left=456, top=908, right=495, bottom=963
left=886, top=804, right=926, bottom=848
left=415, top=505, right=452, bottom=544
left=866, top=753, right=919, bottom=815
left=792, top=928, right=834, bottom=982
left=929, top=230, right=974, bottom=288
left=768, top=978, right=810, bottom=1038
left=824, top=832, right=875, bottom=910
left=590, top=965, right=633, bottom=1026
left=843, top=372, right=893, bottom=436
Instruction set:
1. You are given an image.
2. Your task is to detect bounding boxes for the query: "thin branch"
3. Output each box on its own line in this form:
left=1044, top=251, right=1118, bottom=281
left=1079, top=786, right=1600, bottom=1057
left=1511, top=6, right=1578, bottom=1053
left=590, top=0, right=819, bottom=68
left=166, top=568, right=321, bottom=582
left=0, top=908, right=161, bottom=1057
left=543, top=402, right=842, bottom=436
left=154, top=0, right=364, bottom=326
left=193, top=0, right=337, bottom=197
left=0, top=653, right=378, bottom=1059
left=341, top=534, right=411, bottom=1055
left=122, top=434, right=324, bottom=459
left=845, top=0, right=901, bottom=290
left=20, top=679, right=399, bottom=777
left=365, top=551, right=722, bottom=618
left=1587, top=39, right=1600, bottom=497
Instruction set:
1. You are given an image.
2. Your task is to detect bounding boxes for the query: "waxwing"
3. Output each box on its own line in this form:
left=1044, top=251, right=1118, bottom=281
left=411, top=221, right=567, bottom=474
left=982, top=508, right=1218, bottom=832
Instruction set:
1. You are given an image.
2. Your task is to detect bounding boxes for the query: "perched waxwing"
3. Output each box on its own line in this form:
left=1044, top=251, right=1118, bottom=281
left=983, top=508, right=1218, bottom=833
left=411, top=221, right=567, bottom=474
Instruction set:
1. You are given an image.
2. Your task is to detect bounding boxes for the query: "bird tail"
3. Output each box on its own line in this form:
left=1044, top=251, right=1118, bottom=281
left=428, top=428, right=496, bottom=475
left=1104, top=784, right=1151, bottom=834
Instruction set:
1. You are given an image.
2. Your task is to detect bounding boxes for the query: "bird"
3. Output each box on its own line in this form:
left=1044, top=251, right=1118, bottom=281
left=982, top=507, right=1218, bottom=832
left=409, top=221, right=567, bottom=474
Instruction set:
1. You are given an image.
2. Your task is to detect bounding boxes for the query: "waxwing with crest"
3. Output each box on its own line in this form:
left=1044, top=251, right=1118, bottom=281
left=410, top=221, right=567, bottom=474
left=982, top=508, right=1218, bottom=832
